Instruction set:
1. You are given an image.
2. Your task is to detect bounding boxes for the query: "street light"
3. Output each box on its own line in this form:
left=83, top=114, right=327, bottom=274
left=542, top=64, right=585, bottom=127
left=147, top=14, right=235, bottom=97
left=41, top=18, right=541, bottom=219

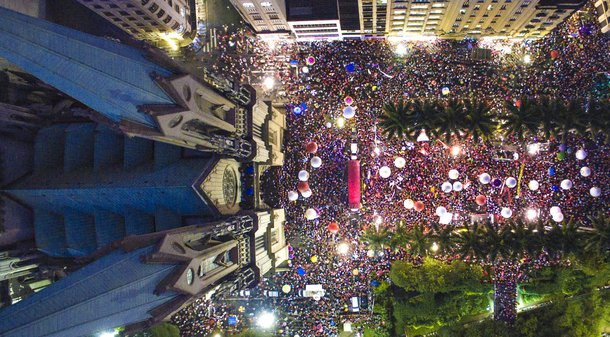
left=263, top=77, right=275, bottom=90
left=98, top=332, right=116, bottom=337
left=451, top=145, right=461, bottom=157
left=337, top=243, right=349, bottom=255
left=430, top=242, right=439, bottom=253
left=525, top=208, right=538, bottom=221
left=257, top=311, right=275, bottom=329
left=336, top=116, right=346, bottom=128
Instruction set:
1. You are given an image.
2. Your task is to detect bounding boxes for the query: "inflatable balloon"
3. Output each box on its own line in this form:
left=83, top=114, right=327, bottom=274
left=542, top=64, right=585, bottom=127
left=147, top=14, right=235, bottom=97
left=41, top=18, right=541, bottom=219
left=293, top=106, right=303, bottom=116
left=311, top=156, right=322, bottom=168
left=306, top=142, right=318, bottom=154
left=552, top=185, right=559, bottom=192
left=302, top=66, right=309, bottom=74
left=506, top=177, right=517, bottom=189
left=288, top=190, right=299, bottom=201
left=475, top=195, right=487, bottom=205
left=344, top=96, right=354, bottom=105
left=575, top=149, right=587, bottom=160
left=282, top=284, right=291, bottom=293
left=367, top=249, right=375, bottom=257
left=439, top=212, right=453, bottom=225
left=297, top=181, right=309, bottom=193
left=590, top=187, right=601, bottom=197
left=298, top=170, right=309, bottom=181
left=352, top=268, right=359, bottom=276
left=552, top=212, right=564, bottom=222
left=448, top=169, right=459, bottom=180
left=560, top=179, right=573, bottom=190
left=441, top=86, right=450, bottom=95
left=301, top=189, right=312, bottom=198
left=492, top=178, right=502, bottom=188
left=306, top=56, right=315, bottom=65
left=414, top=201, right=425, bottom=212
left=305, top=208, right=318, bottom=220
left=379, top=166, right=391, bottom=178
left=559, top=144, right=567, bottom=152
left=550, top=206, right=562, bottom=216
left=328, top=222, right=339, bottom=234
left=310, top=255, right=318, bottom=263
left=580, top=166, right=591, bottom=177
left=297, top=267, right=306, bottom=276
left=404, top=199, right=414, bottom=209
left=343, top=106, right=355, bottom=119
left=528, top=180, right=539, bottom=191
left=550, top=50, right=559, bottom=59
left=501, top=207, right=513, bottom=218
left=345, top=63, right=356, bottom=73
left=441, top=182, right=453, bottom=193
left=452, top=181, right=463, bottom=192
left=479, top=173, right=491, bottom=184
left=548, top=167, right=555, bottom=176
left=557, top=152, right=566, bottom=161
left=394, top=157, right=406, bottom=168
left=436, top=206, right=447, bottom=216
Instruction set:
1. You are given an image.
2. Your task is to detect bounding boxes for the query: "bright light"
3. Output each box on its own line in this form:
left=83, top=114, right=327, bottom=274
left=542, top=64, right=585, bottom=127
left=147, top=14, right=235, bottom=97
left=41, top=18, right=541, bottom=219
left=99, top=332, right=117, bottom=337
left=417, top=129, right=429, bottom=142
left=263, top=77, right=275, bottom=90
left=375, top=215, right=383, bottom=225
left=430, top=242, right=439, bottom=253
left=336, top=117, right=346, bottom=128
left=257, top=311, right=276, bottom=329
left=214, top=334, right=222, bottom=337
left=451, top=145, right=461, bottom=157
left=523, top=54, right=532, bottom=64
left=337, top=243, right=349, bottom=255
left=395, top=44, right=408, bottom=56
left=526, top=208, right=538, bottom=221
left=373, top=147, right=381, bottom=156
left=527, top=143, right=540, bottom=155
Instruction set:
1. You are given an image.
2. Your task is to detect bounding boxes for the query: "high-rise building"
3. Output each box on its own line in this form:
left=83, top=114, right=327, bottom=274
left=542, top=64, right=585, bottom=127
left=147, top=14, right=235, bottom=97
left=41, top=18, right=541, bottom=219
left=229, top=0, right=290, bottom=35
left=595, top=0, right=610, bottom=33
left=354, top=0, right=586, bottom=39
left=75, top=0, right=196, bottom=48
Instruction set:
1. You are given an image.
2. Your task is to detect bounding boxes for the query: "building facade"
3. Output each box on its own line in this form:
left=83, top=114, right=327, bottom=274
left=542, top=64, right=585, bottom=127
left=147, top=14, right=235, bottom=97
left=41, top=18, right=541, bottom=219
left=75, top=0, right=196, bottom=48
left=595, top=0, right=610, bottom=33
left=230, top=0, right=290, bottom=35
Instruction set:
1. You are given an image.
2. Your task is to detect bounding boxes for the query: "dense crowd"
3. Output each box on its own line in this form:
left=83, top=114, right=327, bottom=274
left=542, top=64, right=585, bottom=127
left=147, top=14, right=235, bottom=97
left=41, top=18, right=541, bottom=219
left=172, top=4, right=609, bottom=336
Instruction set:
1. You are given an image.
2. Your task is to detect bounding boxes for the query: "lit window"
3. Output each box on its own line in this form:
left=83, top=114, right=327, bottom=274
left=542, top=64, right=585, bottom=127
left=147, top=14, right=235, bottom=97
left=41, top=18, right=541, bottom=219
left=243, top=2, right=255, bottom=8
left=261, top=1, right=272, bottom=6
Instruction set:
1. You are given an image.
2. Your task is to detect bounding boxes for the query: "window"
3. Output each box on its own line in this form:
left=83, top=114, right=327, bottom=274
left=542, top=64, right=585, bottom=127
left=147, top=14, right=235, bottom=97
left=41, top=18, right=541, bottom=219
left=474, top=5, right=480, bottom=10
left=103, top=11, right=114, bottom=17
left=119, top=10, right=129, bottom=16
left=109, top=4, right=119, bottom=8
left=93, top=4, right=103, bottom=9
left=168, top=0, right=173, bottom=6
left=243, top=2, right=255, bottom=8
left=261, top=1, right=272, bottom=6
left=157, top=9, right=165, bottom=18
left=172, top=22, right=180, bottom=30
left=141, top=0, right=150, bottom=5
left=149, top=3, right=159, bottom=13
left=163, top=15, right=172, bottom=23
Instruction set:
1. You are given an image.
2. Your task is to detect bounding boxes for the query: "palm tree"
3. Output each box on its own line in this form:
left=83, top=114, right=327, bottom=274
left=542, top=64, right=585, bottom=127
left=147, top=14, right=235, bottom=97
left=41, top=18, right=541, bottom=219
left=454, top=222, right=485, bottom=261
left=482, top=223, right=511, bottom=263
left=501, top=220, right=529, bottom=259
left=464, top=99, right=498, bottom=143
left=554, top=98, right=586, bottom=142
left=362, top=226, right=391, bottom=252
left=380, top=99, right=411, bottom=140
left=583, top=213, right=610, bottom=258
left=409, top=99, right=442, bottom=132
left=503, top=98, right=538, bottom=140
left=390, top=221, right=410, bottom=250
left=536, top=96, right=561, bottom=139
left=434, top=99, right=467, bottom=143
left=585, top=98, right=610, bottom=143
left=406, top=221, right=431, bottom=257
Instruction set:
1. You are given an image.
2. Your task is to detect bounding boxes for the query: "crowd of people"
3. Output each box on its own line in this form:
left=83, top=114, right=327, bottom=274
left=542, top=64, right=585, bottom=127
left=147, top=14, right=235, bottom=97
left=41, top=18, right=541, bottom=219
left=172, top=3, right=609, bottom=336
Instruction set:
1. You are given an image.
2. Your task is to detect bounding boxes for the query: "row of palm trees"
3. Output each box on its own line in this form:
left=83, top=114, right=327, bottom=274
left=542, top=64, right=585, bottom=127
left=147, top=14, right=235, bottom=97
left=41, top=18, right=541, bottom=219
left=379, top=96, right=610, bottom=144
left=362, top=213, right=609, bottom=264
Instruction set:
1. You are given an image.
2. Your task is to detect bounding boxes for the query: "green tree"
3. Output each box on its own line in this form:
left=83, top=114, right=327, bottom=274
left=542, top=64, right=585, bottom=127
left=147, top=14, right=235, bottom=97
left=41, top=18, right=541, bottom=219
left=583, top=212, right=610, bottom=259
left=434, top=99, right=467, bottom=143
left=148, top=323, right=180, bottom=337
left=503, top=98, right=539, bottom=140
left=379, top=99, right=411, bottom=140
left=554, top=98, right=587, bottom=142
left=362, top=226, right=391, bottom=252
left=464, top=99, right=498, bottom=143
left=454, top=223, right=486, bottom=261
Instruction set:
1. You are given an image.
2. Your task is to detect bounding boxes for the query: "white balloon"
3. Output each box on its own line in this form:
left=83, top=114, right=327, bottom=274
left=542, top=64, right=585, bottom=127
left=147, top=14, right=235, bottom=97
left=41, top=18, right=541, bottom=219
left=479, top=173, right=491, bottom=184
left=436, top=206, right=447, bottom=216
left=379, top=166, right=391, bottom=178
left=298, top=170, right=309, bottom=181
left=441, top=182, right=453, bottom=193
left=304, top=208, right=318, bottom=220
left=550, top=206, right=562, bottom=216
left=367, top=249, right=375, bottom=257
left=552, top=212, right=564, bottom=222
left=325, top=121, right=332, bottom=128
left=560, top=179, right=573, bottom=190
left=302, top=66, right=309, bottom=73
left=448, top=169, right=459, bottom=180
left=580, top=167, right=591, bottom=177
left=528, top=180, right=539, bottom=191
left=343, top=106, right=355, bottom=119
left=301, top=189, right=312, bottom=198
left=575, top=149, right=587, bottom=160
left=404, top=199, right=414, bottom=209
left=506, top=177, right=517, bottom=189
left=288, top=191, right=299, bottom=201
left=311, top=156, right=322, bottom=168
left=590, top=187, right=601, bottom=197
left=439, top=212, right=453, bottom=225
left=501, top=207, right=513, bottom=218
left=452, top=181, right=463, bottom=192
left=394, top=157, right=406, bottom=168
